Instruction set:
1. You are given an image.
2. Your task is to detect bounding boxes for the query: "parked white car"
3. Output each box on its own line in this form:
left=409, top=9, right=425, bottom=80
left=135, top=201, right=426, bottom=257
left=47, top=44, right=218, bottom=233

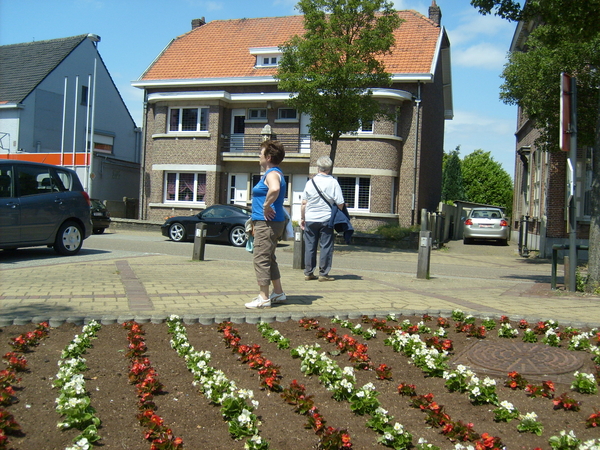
left=463, top=207, right=509, bottom=245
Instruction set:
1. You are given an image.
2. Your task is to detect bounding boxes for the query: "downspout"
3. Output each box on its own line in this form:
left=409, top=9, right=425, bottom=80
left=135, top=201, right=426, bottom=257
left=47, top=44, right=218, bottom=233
left=412, top=82, right=422, bottom=225
left=138, top=90, right=148, bottom=220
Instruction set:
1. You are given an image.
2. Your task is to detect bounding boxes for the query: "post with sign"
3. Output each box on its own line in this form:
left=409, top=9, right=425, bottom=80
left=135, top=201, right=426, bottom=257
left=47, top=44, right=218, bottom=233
left=192, top=222, right=207, bottom=261
left=293, top=226, right=305, bottom=269
left=417, top=230, right=431, bottom=279
left=561, top=73, right=577, bottom=292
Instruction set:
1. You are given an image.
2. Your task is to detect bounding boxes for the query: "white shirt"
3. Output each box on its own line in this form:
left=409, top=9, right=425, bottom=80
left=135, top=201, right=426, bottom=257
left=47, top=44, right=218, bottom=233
left=301, top=173, right=345, bottom=222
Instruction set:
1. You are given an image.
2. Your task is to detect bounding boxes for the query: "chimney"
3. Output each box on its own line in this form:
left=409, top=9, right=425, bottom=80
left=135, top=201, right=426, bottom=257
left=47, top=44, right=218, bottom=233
left=429, top=0, right=441, bottom=26
left=191, top=17, right=206, bottom=29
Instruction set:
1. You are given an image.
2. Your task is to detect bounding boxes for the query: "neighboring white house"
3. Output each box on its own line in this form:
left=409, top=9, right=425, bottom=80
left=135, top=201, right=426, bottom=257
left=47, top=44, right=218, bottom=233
left=0, top=34, right=142, bottom=211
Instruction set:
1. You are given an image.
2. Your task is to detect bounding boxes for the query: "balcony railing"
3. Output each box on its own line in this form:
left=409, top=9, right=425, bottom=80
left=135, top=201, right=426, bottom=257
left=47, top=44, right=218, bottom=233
left=221, top=134, right=310, bottom=153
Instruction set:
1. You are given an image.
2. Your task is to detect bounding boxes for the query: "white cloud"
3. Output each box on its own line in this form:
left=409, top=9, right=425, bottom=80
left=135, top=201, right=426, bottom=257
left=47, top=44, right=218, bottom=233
left=447, top=8, right=514, bottom=47
left=392, top=1, right=428, bottom=13
left=453, top=43, right=509, bottom=70
left=446, top=109, right=514, bottom=137
left=444, top=109, right=516, bottom=175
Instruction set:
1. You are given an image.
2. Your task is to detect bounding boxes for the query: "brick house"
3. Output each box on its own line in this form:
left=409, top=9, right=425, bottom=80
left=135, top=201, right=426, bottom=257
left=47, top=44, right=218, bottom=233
left=510, top=20, right=591, bottom=258
left=133, top=4, right=452, bottom=229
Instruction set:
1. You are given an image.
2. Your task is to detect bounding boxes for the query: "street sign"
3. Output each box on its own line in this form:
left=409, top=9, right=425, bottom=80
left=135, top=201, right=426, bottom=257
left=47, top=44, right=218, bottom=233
left=560, top=73, right=571, bottom=152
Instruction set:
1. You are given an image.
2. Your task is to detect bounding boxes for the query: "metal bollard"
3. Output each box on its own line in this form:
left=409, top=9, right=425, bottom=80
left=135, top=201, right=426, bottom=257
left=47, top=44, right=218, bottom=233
left=417, top=230, right=431, bottom=279
left=192, top=222, right=207, bottom=261
left=292, top=226, right=305, bottom=270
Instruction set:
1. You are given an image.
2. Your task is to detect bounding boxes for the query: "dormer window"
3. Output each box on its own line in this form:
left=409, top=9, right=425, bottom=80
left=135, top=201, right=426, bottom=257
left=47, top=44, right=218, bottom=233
left=262, top=56, right=279, bottom=66
left=250, top=47, right=282, bottom=68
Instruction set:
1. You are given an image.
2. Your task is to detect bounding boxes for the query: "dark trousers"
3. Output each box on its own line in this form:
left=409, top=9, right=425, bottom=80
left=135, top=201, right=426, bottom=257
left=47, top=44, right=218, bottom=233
left=303, top=221, right=334, bottom=277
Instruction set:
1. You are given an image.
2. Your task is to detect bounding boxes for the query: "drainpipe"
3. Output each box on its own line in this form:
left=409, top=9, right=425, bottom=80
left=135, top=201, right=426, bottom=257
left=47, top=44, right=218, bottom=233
left=412, top=82, right=422, bottom=225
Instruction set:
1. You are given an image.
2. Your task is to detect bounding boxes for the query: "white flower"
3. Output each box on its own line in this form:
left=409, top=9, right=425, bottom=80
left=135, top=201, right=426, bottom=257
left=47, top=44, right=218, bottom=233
left=482, top=377, right=496, bottom=387
left=393, top=422, right=404, bottom=433
left=521, top=411, right=538, bottom=421
left=500, top=400, right=515, bottom=411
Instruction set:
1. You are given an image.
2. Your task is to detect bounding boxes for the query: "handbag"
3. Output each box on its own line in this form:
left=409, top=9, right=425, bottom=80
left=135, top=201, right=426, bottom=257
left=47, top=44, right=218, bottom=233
left=283, top=209, right=294, bottom=240
left=312, top=178, right=354, bottom=244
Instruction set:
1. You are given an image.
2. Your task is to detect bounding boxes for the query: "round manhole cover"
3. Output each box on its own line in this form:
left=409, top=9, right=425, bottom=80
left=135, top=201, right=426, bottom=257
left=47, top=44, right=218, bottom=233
left=466, top=340, right=584, bottom=376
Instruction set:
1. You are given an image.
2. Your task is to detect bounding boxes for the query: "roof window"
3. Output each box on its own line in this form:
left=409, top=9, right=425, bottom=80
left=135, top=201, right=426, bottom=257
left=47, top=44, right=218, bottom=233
left=250, top=47, right=282, bottom=68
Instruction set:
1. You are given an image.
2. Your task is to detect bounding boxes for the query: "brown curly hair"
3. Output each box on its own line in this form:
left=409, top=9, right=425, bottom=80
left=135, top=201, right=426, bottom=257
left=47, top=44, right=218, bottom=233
left=261, top=140, right=285, bottom=165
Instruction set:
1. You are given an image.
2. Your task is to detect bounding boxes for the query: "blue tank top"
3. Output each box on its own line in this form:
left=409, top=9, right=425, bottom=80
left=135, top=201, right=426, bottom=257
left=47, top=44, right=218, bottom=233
left=251, top=167, right=286, bottom=221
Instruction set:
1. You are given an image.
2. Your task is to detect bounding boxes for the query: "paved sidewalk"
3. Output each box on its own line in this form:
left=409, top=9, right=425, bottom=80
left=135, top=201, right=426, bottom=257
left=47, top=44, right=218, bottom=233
left=1, top=242, right=600, bottom=327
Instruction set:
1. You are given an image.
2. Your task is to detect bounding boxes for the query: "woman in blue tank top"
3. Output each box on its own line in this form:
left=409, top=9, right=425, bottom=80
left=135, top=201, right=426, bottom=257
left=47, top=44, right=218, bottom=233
left=245, top=140, right=288, bottom=309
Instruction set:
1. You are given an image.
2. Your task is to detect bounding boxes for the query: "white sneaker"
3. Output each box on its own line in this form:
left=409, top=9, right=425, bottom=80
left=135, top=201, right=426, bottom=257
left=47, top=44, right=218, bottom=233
left=245, top=295, right=271, bottom=309
left=269, top=292, right=286, bottom=304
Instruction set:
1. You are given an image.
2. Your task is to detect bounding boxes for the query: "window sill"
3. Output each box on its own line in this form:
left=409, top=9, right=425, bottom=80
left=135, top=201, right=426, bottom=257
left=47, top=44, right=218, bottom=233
left=152, top=132, right=211, bottom=139
left=244, top=119, right=268, bottom=124
left=274, top=119, right=299, bottom=123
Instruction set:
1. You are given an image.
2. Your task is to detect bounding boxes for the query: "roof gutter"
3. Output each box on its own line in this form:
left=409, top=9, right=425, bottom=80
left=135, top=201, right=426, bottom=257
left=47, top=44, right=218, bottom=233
left=133, top=74, right=434, bottom=90
left=0, top=103, right=24, bottom=109
left=145, top=88, right=414, bottom=104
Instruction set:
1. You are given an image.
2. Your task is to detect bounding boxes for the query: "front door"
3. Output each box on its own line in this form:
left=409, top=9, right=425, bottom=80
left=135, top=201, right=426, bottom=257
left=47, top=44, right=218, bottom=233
left=230, top=109, right=246, bottom=151
left=228, top=173, right=249, bottom=206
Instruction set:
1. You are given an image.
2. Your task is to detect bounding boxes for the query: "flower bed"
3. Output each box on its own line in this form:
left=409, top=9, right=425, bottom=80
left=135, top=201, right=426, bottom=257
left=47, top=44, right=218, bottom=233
left=0, top=312, right=599, bottom=450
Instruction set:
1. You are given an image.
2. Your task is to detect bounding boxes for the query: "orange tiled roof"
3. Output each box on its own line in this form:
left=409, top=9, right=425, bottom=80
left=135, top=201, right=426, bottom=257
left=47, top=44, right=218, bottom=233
left=141, top=11, right=442, bottom=81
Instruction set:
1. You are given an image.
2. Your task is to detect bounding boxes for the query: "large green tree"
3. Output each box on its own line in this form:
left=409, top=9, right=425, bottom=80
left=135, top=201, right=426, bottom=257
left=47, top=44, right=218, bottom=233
left=275, top=0, right=403, bottom=166
left=462, top=150, right=513, bottom=217
left=441, top=146, right=466, bottom=203
left=471, top=0, right=600, bottom=291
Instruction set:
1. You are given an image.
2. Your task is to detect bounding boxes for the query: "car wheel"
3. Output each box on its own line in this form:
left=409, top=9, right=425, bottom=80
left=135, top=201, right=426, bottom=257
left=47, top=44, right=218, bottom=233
left=463, top=238, right=473, bottom=245
left=168, top=223, right=186, bottom=242
left=499, top=238, right=508, bottom=246
left=229, top=225, right=247, bottom=247
left=54, top=221, right=83, bottom=255
left=93, top=228, right=105, bottom=234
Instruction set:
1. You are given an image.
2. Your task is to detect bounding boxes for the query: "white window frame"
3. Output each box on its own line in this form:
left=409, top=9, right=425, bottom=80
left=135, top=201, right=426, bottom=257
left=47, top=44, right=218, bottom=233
left=337, top=176, right=371, bottom=212
left=277, top=108, right=298, bottom=121
left=254, top=54, right=280, bottom=67
left=168, top=107, right=209, bottom=133
left=247, top=108, right=267, bottom=122
left=532, top=149, right=541, bottom=219
left=357, top=120, right=374, bottom=134
left=164, top=172, right=207, bottom=204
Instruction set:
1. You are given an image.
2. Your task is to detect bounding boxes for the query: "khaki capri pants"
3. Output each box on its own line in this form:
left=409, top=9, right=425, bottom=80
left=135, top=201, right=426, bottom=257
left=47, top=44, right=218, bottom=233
left=252, top=220, right=285, bottom=286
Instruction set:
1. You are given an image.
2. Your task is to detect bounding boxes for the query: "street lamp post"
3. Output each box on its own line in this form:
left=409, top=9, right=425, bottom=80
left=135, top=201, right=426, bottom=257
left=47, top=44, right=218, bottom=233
left=87, top=34, right=100, bottom=199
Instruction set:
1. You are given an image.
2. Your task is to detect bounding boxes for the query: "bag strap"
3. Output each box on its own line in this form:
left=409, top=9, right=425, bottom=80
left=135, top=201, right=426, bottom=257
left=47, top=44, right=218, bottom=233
left=312, top=178, right=334, bottom=206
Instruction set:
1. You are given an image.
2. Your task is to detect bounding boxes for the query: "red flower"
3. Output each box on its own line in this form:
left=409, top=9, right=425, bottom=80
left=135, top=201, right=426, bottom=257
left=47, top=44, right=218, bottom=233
left=375, top=364, right=392, bottom=380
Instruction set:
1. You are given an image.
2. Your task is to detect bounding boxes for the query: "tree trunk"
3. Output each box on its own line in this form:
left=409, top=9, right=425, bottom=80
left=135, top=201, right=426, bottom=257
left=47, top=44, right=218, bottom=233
left=329, top=137, right=339, bottom=174
left=585, top=94, right=600, bottom=292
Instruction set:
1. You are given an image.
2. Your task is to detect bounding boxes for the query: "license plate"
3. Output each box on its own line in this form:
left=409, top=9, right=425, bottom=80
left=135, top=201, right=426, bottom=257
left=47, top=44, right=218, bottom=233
left=93, top=212, right=103, bottom=216
left=479, top=224, right=492, bottom=228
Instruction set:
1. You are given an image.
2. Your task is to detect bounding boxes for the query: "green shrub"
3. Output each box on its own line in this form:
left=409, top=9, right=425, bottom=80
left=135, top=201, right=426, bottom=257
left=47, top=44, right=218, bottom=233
left=375, top=224, right=419, bottom=240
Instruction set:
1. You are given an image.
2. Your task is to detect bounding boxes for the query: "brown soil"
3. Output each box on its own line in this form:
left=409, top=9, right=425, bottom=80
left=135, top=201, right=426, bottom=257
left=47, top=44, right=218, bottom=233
left=1, top=316, right=598, bottom=450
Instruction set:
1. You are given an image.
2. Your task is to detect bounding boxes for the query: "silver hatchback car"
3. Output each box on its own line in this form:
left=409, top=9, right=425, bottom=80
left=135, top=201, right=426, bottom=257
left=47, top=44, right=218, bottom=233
left=0, top=160, right=92, bottom=255
left=463, top=207, right=509, bottom=245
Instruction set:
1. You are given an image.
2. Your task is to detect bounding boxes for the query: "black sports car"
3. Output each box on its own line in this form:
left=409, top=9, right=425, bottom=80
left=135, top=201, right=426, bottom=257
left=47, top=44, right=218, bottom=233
left=161, top=204, right=251, bottom=247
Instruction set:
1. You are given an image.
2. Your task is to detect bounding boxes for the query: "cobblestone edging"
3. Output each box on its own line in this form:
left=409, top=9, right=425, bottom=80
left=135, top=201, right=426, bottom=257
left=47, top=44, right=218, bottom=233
left=0, top=309, right=596, bottom=329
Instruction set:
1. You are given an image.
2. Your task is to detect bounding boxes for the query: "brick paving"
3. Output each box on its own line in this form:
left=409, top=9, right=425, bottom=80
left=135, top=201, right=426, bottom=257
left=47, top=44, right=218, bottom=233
left=1, top=240, right=600, bottom=328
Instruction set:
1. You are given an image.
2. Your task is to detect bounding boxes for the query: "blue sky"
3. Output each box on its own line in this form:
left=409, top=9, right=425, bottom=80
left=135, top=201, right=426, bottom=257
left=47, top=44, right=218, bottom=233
left=0, top=0, right=518, bottom=177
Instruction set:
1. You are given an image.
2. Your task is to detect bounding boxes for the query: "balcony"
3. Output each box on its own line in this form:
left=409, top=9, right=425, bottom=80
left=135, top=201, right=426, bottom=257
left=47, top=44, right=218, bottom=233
left=221, top=134, right=311, bottom=154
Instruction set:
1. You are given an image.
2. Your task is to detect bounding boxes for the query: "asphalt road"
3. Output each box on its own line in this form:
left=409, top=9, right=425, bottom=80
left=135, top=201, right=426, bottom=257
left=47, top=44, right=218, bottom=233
left=0, top=228, right=550, bottom=285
